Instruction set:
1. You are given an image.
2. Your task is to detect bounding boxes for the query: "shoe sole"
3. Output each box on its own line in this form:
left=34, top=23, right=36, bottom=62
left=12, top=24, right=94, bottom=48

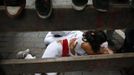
left=72, top=1, right=87, bottom=11
left=95, top=8, right=108, bottom=12
left=36, top=6, right=52, bottom=19
left=4, top=0, right=26, bottom=18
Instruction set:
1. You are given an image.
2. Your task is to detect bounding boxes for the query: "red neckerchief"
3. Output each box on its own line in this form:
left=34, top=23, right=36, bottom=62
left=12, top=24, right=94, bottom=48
left=62, top=39, right=69, bottom=57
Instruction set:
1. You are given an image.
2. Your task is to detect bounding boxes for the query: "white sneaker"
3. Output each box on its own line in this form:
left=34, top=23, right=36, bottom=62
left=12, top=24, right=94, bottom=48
left=16, top=49, right=30, bottom=59
left=25, top=54, right=36, bottom=59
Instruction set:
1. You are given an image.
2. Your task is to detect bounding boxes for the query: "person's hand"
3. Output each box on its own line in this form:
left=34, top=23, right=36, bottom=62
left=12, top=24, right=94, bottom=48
left=69, top=38, right=78, bottom=55
left=100, top=47, right=114, bottom=54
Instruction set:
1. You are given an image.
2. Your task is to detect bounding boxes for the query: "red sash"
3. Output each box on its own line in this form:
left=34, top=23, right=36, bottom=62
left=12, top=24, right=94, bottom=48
left=62, top=39, right=69, bottom=57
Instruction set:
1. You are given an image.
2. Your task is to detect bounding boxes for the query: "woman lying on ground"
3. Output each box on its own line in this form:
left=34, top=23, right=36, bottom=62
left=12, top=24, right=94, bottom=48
left=17, top=30, right=113, bottom=75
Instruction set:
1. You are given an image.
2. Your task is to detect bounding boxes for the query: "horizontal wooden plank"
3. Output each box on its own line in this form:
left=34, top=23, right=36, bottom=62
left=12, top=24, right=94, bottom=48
left=0, top=53, right=134, bottom=74
left=0, top=7, right=134, bottom=32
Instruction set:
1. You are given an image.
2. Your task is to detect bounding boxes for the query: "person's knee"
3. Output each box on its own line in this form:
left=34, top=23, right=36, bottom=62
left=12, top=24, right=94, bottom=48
left=44, top=37, right=54, bottom=45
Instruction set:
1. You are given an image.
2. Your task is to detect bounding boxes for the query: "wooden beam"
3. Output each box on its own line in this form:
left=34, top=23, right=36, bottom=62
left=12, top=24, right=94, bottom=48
left=0, top=53, right=134, bottom=74
left=0, top=7, right=134, bottom=32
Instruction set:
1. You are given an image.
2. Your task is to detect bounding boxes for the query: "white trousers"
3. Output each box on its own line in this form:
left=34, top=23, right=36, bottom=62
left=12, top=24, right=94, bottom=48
left=41, top=41, right=62, bottom=75
left=44, top=31, right=70, bottom=45
left=44, top=31, right=83, bottom=45
left=36, top=31, right=83, bottom=75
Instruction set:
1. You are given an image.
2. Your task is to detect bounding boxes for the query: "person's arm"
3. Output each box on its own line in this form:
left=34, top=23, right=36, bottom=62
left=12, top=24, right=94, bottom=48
left=82, top=41, right=114, bottom=55
left=100, top=41, right=114, bottom=54
left=99, top=47, right=113, bottom=54
left=81, top=42, right=96, bottom=55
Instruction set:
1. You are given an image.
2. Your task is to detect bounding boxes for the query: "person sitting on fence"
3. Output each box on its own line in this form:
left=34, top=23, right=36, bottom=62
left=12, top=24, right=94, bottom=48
left=17, top=30, right=113, bottom=75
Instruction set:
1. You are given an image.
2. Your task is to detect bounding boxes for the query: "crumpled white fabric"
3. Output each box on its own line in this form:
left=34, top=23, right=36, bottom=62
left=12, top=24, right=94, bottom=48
left=100, top=41, right=108, bottom=48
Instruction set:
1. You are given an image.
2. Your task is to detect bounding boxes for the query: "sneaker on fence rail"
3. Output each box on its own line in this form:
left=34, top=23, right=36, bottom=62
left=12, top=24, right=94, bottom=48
left=72, top=0, right=88, bottom=11
left=4, top=0, right=26, bottom=18
left=93, top=0, right=109, bottom=12
left=35, top=0, right=52, bottom=19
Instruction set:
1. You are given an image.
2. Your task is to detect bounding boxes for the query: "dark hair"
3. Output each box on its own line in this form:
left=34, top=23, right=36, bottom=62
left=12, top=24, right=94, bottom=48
left=83, top=30, right=107, bottom=53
